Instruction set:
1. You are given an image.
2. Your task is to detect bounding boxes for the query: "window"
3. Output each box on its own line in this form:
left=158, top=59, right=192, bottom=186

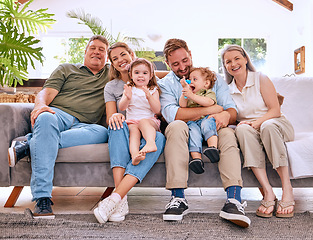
left=40, top=37, right=89, bottom=78
left=218, top=38, right=267, bottom=74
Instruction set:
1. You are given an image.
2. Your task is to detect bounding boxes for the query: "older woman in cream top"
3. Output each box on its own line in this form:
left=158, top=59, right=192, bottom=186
left=221, top=45, right=295, bottom=219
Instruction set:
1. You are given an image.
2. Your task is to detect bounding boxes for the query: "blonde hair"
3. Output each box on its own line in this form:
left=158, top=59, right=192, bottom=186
left=220, top=44, right=256, bottom=84
left=128, top=58, right=161, bottom=95
left=107, top=42, right=134, bottom=81
left=190, top=67, right=216, bottom=89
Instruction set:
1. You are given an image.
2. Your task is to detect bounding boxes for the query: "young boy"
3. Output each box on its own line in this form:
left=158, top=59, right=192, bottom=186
left=179, top=67, right=222, bottom=174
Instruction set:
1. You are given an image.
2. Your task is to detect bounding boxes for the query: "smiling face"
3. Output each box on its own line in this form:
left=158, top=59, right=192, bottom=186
left=129, top=63, right=151, bottom=88
left=223, top=50, right=248, bottom=78
left=166, top=48, right=192, bottom=79
left=109, top=46, right=134, bottom=74
left=84, top=39, right=108, bottom=74
left=189, top=70, right=210, bottom=93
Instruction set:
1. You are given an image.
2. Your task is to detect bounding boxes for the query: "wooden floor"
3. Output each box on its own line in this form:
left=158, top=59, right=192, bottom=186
left=1, top=186, right=313, bottom=215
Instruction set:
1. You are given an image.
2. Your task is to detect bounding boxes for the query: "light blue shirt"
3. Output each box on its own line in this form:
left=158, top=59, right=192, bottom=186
left=158, top=71, right=237, bottom=123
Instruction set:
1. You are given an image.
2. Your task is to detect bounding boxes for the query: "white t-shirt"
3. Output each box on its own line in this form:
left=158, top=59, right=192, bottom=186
left=126, top=86, right=157, bottom=120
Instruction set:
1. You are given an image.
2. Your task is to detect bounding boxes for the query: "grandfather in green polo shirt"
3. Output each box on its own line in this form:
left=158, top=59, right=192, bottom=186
left=7, top=35, right=110, bottom=219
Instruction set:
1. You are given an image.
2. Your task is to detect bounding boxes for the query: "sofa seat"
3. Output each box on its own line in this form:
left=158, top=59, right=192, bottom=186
left=272, top=77, right=313, bottom=179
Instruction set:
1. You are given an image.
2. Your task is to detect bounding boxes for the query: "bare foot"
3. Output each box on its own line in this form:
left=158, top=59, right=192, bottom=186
left=132, top=152, right=146, bottom=165
left=258, top=189, right=276, bottom=214
left=139, top=142, right=157, bottom=154
left=277, top=188, right=294, bottom=215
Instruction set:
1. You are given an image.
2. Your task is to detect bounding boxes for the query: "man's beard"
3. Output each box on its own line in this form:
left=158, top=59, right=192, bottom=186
left=176, top=65, right=191, bottom=79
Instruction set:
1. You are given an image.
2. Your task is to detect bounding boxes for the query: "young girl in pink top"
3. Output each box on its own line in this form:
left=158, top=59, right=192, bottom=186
left=119, top=58, right=161, bottom=165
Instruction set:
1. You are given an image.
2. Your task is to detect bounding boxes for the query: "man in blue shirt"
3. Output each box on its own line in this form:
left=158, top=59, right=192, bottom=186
left=158, top=38, right=251, bottom=228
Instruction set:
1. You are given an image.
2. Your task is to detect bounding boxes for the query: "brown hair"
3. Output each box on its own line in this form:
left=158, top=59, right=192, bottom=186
left=128, top=58, right=161, bottom=95
left=190, top=67, right=217, bottom=89
left=163, top=38, right=190, bottom=62
left=86, top=35, right=109, bottom=50
left=107, top=42, right=134, bottom=80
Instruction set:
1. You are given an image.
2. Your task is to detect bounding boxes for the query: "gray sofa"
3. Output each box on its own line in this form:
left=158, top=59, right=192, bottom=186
left=1, top=76, right=313, bottom=207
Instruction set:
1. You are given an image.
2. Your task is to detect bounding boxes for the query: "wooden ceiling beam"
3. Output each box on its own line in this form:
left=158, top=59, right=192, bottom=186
left=272, top=0, right=293, bottom=11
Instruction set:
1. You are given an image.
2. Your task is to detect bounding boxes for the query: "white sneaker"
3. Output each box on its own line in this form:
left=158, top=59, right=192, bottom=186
left=109, top=197, right=129, bottom=222
left=93, top=196, right=119, bottom=223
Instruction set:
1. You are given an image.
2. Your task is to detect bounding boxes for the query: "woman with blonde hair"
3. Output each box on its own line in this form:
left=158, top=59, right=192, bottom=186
left=93, top=42, right=165, bottom=223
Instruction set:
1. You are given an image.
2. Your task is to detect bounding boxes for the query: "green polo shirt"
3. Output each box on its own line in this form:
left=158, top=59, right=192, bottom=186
left=43, top=63, right=109, bottom=124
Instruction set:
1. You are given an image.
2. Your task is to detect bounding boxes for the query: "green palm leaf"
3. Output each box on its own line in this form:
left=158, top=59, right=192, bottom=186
left=0, top=0, right=55, bottom=35
left=0, top=57, right=28, bottom=87
left=0, top=0, right=55, bottom=87
left=66, top=9, right=114, bottom=44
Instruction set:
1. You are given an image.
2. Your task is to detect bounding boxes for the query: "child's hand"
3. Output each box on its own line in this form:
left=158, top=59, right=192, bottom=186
left=123, top=85, right=132, bottom=99
left=142, top=86, right=152, bottom=99
left=180, top=76, right=188, bottom=87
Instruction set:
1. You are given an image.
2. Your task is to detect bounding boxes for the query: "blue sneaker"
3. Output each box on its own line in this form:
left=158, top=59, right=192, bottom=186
left=33, top=197, right=55, bottom=219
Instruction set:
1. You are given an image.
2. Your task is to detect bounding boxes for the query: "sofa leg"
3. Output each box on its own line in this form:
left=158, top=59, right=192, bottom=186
left=4, top=186, right=24, bottom=208
left=101, top=187, right=114, bottom=199
left=90, top=187, right=115, bottom=211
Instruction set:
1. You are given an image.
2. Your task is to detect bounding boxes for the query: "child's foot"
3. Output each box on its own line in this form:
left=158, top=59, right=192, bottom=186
left=189, top=158, right=205, bottom=174
left=203, top=146, right=220, bottom=163
left=132, top=152, right=146, bottom=165
left=139, top=142, right=157, bottom=154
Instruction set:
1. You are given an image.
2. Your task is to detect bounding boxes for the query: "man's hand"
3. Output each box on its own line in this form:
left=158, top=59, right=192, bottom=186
left=207, top=111, right=230, bottom=130
left=31, top=104, right=55, bottom=127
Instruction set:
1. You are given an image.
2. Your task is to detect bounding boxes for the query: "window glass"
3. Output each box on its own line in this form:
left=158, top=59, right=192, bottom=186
left=218, top=38, right=267, bottom=74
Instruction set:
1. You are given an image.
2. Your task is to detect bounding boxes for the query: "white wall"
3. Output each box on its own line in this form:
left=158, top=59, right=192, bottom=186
left=28, top=0, right=313, bottom=77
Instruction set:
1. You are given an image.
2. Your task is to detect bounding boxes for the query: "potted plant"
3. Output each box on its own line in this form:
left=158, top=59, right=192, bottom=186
left=0, top=0, right=55, bottom=88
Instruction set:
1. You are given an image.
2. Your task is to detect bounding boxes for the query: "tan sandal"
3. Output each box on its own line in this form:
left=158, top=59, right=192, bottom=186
left=256, top=198, right=277, bottom=218
left=276, top=200, right=295, bottom=218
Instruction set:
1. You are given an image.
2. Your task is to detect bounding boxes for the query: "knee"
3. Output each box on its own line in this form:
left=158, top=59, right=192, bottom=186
left=260, top=120, right=277, bottom=135
left=93, top=124, right=109, bottom=142
left=165, top=120, right=189, bottom=140
left=34, top=112, right=57, bottom=128
left=235, top=124, right=253, bottom=138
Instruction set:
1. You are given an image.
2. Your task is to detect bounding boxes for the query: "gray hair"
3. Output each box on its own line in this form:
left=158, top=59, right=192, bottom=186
left=220, top=44, right=256, bottom=84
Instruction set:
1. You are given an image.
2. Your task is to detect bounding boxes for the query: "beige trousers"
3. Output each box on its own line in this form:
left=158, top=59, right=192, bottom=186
left=235, top=116, right=294, bottom=169
left=164, top=120, right=243, bottom=190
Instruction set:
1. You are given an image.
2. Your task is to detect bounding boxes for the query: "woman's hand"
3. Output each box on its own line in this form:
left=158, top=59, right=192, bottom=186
left=108, top=113, right=125, bottom=130
left=238, top=120, right=261, bottom=130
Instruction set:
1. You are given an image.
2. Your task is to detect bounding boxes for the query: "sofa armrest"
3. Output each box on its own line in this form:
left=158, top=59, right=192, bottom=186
left=0, top=103, right=34, bottom=186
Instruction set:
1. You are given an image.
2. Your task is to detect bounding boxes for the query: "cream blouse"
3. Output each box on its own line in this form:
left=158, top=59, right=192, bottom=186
left=228, top=71, right=268, bottom=122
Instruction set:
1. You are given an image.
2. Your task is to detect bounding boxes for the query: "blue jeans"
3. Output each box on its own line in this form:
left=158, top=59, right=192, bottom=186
left=187, top=117, right=217, bottom=153
left=108, top=121, right=165, bottom=182
left=27, top=107, right=108, bottom=201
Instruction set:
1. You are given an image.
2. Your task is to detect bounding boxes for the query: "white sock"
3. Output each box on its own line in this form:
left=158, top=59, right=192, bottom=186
left=110, top=192, right=122, bottom=203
